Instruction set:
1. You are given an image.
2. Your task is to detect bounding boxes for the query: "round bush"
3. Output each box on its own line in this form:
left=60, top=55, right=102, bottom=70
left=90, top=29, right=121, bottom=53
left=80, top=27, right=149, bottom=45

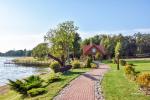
left=136, top=72, right=150, bottom=87
left=91, top=63, right=97, bottom=68
left=50, top=61, right=61, bottom=71
left=124, top=65, right=135, bottom=75
left=119, top=60, right=126, bottom=66
left=71, top=60, right=81, bottom=69
left=86, top=57, right=92, bottom=68
left=95, top=52, right=101, bottom=60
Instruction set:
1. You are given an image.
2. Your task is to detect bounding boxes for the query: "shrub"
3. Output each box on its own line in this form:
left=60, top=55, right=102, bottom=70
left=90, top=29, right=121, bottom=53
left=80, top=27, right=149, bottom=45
left=95, top=52, right=101, bottom=60
left=124, top=65, right=140, bottom=81
left=136, top=72, right=150, bottom=94
left=91, top=63, right=97, bottom=68
left=8, top=75, right=44, bottom=96
left=50, top=61, right=61, bottom=71
left=119, top=60, right=126, bottom=66
left=86, top=57, right=92, bottom=68
left=124, top=65, right=135, bottom=75
left=71, top=60, right=81, bottom=69
left=48, top=72, right=61, bottom=83
left=27, top=88, right=47, bottom=97
left=124, top=65, right=136, bottom=80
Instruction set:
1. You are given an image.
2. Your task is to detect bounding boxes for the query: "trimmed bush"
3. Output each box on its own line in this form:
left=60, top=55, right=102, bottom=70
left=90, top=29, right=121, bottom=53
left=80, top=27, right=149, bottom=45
left=124, top=65, right=135, bottom=75
left=71, top=60, right=81, bottom=69
left=86, top=57, right=93, bottom=68
left=136, top=72, right=150, bottom=94
left=27, top=88, right=47, bottom=97
left=50, top=61, right=61, bottom=71
left=137, top=72, right=150, bottom=87
left=124, top=65, right=136, bottom=80
left=95, top=52, right=101, bottom=60
left=91, top=63, right=97, bottom=68
left=124, top=65, right=140, bottom=81
left=119, top=60, right=126, bottom=66
left=48, top=72, right=61, bottom=83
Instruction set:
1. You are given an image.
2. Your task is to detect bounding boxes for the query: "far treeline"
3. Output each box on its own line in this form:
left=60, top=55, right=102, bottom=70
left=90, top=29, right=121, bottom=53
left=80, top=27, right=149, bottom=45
left=32, top=21, right=150, bottom=60
left=0, top=49, right=32, bottom=57
left=0, top=21, right=150, bottom=58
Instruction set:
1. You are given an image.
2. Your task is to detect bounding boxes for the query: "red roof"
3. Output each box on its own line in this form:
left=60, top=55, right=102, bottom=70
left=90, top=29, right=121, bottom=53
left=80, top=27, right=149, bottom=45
left=83, top=44, right=106, bottom=55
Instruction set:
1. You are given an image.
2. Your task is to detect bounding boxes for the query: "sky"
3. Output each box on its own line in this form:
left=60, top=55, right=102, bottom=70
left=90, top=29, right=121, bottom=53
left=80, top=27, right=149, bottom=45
left=0, top=0, right=150, bottom=52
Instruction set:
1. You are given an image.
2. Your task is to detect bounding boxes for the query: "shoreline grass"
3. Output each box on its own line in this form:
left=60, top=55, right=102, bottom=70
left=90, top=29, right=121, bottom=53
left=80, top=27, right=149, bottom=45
left=12, top=57, right=51, bottom=67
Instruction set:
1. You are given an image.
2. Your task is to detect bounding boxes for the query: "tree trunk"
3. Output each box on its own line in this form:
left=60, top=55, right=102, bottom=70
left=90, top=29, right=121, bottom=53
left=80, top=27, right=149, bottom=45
left=48, top=54, right=64, bottom=66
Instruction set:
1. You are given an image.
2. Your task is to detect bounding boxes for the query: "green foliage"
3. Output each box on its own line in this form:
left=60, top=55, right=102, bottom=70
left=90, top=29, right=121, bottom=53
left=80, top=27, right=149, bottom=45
left=119, top=60, right=126, bottom=66
left=27, top=88, right=47, bottom=97
left=95, top=52, right=101, bottom=60
left=112, top=58, right=117, bottom=64
left=91, top=63, right=97, bottom=68
left=100, top=35, right=115, bottom=58
left=44, top=21, right=78, bottom=59
left=32, top=43, right=49, bottom=58
left=115, top=41, right=122, bottom=58
left=48, top=72, right=61, bottom=83
left=73, top=33, right=82, bottom=58
left=8, top=75, right=44, bottom=96
left=124, top=65, right=135, bottom=75
left=71, top=60, right=81, bottom=69
left=124, top=64, right=140, bottom=81
left=0, top=49, right=31, bottom=57
left=86, top=57, right=93, bottom=68
left=50, top=61, right=61, bottom=71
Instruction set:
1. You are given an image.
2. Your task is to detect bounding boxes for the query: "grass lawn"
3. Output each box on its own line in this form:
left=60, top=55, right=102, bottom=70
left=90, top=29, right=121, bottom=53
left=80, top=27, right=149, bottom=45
left=102, top=59, right=150, bottom=100
left=0, top=68, right=90, bottom=100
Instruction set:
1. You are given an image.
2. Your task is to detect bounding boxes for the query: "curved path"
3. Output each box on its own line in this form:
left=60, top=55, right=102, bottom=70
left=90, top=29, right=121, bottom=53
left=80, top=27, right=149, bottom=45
left=54, top=64, right=109, bottom=100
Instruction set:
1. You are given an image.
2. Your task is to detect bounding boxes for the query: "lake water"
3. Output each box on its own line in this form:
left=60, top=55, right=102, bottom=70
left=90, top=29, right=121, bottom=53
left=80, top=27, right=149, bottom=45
left=0, top=57, right=49, bottom=86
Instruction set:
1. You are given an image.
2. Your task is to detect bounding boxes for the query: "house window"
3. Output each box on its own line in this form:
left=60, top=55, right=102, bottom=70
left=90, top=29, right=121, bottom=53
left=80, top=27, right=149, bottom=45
left=92, top=48, right=96, bottom=53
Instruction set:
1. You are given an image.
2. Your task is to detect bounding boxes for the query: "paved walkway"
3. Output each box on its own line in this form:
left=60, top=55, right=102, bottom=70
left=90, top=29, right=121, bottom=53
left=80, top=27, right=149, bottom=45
left=54, top=64, right=109, bottom=100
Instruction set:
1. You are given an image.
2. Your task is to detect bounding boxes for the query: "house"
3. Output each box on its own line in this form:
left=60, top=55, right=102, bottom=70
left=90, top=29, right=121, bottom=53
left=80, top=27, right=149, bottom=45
left=82, top=44, right=106, bottom=58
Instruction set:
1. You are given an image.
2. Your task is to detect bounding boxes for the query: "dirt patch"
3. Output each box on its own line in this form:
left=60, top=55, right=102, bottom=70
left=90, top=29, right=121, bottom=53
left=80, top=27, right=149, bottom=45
left=0, top=85, right=9, bottom=94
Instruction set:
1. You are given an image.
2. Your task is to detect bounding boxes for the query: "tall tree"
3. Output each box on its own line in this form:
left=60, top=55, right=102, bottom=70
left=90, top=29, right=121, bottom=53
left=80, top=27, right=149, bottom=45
left=72, top=33, right=81, bottom=58
left=44, top=21, right=78, bottom=61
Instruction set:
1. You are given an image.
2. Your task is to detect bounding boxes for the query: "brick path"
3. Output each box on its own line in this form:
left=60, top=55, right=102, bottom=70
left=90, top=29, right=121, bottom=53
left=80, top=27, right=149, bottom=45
left=54, top=64, right=109, bottom=100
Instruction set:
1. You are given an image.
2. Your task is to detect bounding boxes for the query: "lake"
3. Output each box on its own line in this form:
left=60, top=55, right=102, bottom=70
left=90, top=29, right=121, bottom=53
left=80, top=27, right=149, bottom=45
left=0, top=57, right=49, bottom=86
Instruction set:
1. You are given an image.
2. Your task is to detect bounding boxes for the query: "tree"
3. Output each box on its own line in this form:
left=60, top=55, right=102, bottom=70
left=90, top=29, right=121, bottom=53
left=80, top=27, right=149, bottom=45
left=72, top=33, right=81, bottom=58
left=44, top=21, right=78, bottom=62
left=100, top=35, right=115, bottom=58
left=32, top=43, right=49, bottom=59
left=115, top=41, right=122, bottom=70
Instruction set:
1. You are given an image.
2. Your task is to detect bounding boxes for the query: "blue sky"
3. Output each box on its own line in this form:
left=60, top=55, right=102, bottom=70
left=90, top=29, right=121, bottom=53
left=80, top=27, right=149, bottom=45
left=0, top=0, right=150, bottom=52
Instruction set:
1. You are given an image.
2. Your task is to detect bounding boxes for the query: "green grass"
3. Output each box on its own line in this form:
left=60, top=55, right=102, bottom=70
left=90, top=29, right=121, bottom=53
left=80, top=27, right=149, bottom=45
left=0, top=68, right=89, bottom=100
left=102, top=59, right=150, bottom=100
